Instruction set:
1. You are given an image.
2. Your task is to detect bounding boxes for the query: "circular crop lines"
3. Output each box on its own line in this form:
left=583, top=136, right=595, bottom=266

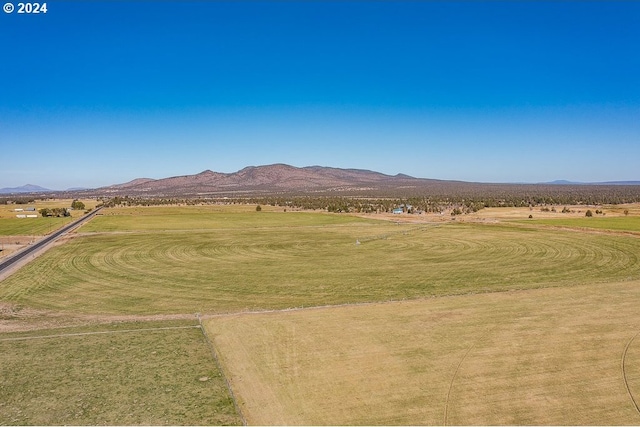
left=51, top=233, right=323, bottom=292
left=358, top=226, right=638, bottom=291
left=41, top=232, right=640, bottom=285
left=388, top=228, right=638, bottom=278
left=2, top=223, right=639, bottom=313
left=622, top=330, right=640, bottom=417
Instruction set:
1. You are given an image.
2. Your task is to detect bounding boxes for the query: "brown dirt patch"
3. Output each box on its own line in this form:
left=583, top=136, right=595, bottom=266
left=0, top=301, right=197, bottom=333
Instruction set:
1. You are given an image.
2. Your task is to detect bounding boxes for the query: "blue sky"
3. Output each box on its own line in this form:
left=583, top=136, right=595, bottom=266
left=1, top=1, right=639, bottom=189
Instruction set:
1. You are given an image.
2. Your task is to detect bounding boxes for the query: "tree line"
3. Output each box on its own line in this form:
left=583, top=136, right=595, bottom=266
left=94, top=185, right=640, bottom=215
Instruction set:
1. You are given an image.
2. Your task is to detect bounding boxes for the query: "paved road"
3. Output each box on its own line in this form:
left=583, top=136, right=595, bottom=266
left=0, top=207, right=103, bottom=276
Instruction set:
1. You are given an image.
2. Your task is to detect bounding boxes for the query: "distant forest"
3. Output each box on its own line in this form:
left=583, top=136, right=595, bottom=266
left=4, top=183, right=640, bottom=215
left=90, top=183, right=640, bottom=214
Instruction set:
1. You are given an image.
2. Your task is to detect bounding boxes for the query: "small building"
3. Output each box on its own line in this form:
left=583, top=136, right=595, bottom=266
left=392, top=208, right=403, bottom=214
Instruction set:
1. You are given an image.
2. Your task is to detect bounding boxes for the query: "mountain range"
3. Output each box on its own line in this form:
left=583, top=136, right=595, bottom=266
left=1, top=164, right=640, bottom=197
left=0, top=184, right=53, bottom=194
left=98, top=164, right=434, bottom=196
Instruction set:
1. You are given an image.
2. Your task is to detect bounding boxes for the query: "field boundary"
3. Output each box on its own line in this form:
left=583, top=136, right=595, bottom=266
left=197, top=313, right=247, bottom=426
left=0, top=324, right=200, bottom=342
left=199, top=281, right=626, bottom=321
left=622, top=329, right=640, bottom=417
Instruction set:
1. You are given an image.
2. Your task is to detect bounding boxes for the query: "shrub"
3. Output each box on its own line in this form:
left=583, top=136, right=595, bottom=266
left=71, top=199, right=85, bottom=210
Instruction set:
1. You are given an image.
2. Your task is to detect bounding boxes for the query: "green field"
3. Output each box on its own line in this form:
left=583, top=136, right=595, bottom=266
left=82, top=205, right=364, bottom=232
left=1, top=204, right=640, bottom=425
left=0, top=217, right=74, bottom=236
left=1, top=209, right=639, bottom=314
left=0, top=320, right=241, bottom=425
left=523, top=215, right=640, bottom=233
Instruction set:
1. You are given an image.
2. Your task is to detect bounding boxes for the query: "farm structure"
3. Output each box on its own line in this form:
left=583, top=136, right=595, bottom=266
left=392, top=204, right=413, bottom=214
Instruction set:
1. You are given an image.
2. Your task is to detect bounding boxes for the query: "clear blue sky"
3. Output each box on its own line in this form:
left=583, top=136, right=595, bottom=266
left=1, top=1, right=639, bottom=190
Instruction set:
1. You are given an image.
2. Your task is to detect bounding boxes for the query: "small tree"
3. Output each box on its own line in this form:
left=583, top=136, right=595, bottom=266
left=71, top=200, right=85, bottom=210
left=624, top=209, right=630, bottom=216
left=585, top=210, right=593, bottom=217
left=256, top=205, right=262, bottom=212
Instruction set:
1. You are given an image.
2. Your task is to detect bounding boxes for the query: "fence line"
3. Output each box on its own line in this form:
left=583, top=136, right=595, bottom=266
left=197, top=313, right=247, bottom=426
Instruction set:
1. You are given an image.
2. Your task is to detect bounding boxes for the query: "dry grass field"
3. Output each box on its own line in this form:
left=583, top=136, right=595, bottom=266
left=205, top=279, right=640, bottom=425
left=0, top=202, right=639, bottom=425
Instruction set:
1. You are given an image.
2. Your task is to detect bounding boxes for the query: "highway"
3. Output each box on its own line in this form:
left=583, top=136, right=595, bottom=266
left=0, top=207, right=102, bottom=276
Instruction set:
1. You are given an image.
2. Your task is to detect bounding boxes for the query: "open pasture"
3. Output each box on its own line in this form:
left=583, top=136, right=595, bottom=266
left=0, top=217, right=73, bottom=237
left=469, top=204, right=640, bottom=221
left=81, top=205, right=368, bottom=232
left=2, top=204, right=640, bottom=425
left=205, top=279, right=640, bottom=425
left=0, top=320, right=241, bottom=425
left=1, top=207, right=639, bottom=314
left=525, top=215, right=640, bottom=233
left=468, top=205, right=594, bottom=220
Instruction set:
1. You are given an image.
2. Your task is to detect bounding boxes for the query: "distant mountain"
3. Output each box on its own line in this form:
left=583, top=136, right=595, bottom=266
left=0, top=184, right=54, bottom=194
left=86, top=165, right=640, bottom=198
left=94, top=164, right=445, bottom=197
left=546, top=180, right=583, bottom=185
left=17, top=165, right=638, bottom=200
left=104, top=177, right=157, bottom=190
